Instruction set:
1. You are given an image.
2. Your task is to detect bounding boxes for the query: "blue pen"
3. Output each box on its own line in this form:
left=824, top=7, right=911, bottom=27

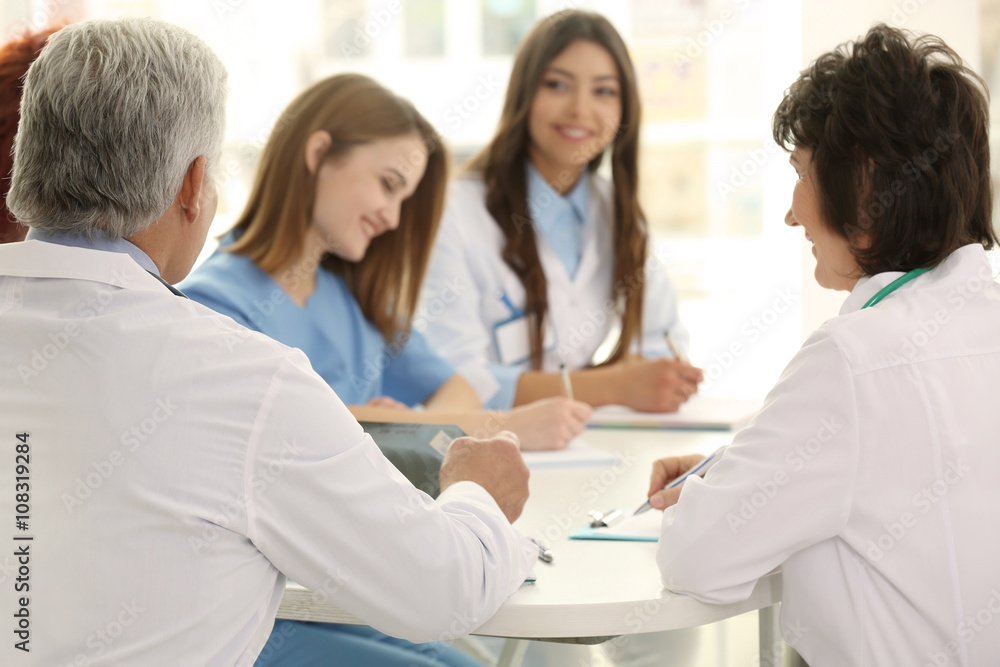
left=633, top=445, right=728, bottom=515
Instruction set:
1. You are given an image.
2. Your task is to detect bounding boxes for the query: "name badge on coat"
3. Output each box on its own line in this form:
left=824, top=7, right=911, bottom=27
left=493, top=313, right=557, bottom=366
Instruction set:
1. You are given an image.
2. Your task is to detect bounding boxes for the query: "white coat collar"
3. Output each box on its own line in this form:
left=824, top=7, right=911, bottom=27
left=0, top=240, right=168, bottom=295
left=839, top=244, right=995, bottom=315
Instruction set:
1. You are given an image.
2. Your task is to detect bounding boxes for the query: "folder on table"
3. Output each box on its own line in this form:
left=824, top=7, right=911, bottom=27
left=569, top=507, right=662, bottom=542
left=588, top=396, right=762, bottom=431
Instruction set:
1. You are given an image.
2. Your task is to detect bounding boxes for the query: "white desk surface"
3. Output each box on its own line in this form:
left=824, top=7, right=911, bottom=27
left=277, top=427, right=782, bottom=641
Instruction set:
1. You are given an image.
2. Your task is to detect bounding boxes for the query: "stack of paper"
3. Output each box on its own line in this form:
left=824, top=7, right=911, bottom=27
left=520, top=437, right=620, bottom=469
left=589, top=396, right=762, bottom=431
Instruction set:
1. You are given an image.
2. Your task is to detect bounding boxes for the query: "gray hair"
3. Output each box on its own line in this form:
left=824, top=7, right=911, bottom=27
left=7, top=17, right=228, bottom=239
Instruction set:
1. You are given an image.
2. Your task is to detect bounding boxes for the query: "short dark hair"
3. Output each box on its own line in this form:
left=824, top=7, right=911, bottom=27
left=772, top=23, right=998, bottom=275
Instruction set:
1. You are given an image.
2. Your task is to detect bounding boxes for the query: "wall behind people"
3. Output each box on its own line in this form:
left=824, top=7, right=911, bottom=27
left=2, top=1, right=991, bottom=397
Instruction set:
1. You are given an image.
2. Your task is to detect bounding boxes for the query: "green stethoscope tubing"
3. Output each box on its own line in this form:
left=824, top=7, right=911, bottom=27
left=861, top=267, right=931, bottom=309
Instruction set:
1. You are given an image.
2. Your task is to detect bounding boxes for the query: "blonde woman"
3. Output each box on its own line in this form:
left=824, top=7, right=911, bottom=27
left=182, top=74, right=590, bottom=451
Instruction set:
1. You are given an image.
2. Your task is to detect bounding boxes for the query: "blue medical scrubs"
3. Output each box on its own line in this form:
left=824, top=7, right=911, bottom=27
left=180, top=237, right=454, bottom=406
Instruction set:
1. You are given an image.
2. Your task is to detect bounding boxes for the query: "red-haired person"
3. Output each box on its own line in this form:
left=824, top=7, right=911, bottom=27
left=0, top=26, right=61, bottom=243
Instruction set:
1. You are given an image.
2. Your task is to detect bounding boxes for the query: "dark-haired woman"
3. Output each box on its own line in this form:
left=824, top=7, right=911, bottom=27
left=419, top=10, right=703, bottom=412
left=651, top=24, right=1000, bottom=665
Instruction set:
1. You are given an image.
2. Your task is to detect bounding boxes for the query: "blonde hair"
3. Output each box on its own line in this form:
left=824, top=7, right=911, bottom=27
left=228, top=74, right=448, bottom=339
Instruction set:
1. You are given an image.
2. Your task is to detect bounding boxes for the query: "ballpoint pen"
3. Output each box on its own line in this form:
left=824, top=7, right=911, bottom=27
left=559, top=363, right=574, bottom=400
left=633, top=445, right=728, bottom=515
left=529, top=537, right=554, bottom=563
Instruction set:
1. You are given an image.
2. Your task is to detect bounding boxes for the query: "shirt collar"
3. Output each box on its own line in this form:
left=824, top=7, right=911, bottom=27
left=25, top=227, right=160, bottom=276
left=525, top=162, right=589, bottom=226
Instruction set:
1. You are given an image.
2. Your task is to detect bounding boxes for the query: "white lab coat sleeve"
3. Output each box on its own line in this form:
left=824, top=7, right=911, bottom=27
left=419, top=189, right=505, bottom=405
left=244, top=350, right=536, bottom=641
left=658, top=328, right=859, bottom=603
left=637, top=243, right=689, bottom=358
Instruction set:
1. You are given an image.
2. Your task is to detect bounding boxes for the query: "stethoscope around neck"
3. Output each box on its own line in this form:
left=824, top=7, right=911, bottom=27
left=861, top=267, right=929, bottom=309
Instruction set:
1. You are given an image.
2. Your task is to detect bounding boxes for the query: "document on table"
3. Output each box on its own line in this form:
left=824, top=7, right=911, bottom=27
left=588, top=396, right=763, bottom=431
left=520, top=436, right=620, bottom=469
left=569, top=508, right=663, bottom=542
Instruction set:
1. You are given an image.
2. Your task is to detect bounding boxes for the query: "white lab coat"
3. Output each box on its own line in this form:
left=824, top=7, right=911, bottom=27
left=659, top=244, right=1000, bottom=666
left=418, top=172, right=687, bottom=408
left=0, top=240, right=535, bottom=666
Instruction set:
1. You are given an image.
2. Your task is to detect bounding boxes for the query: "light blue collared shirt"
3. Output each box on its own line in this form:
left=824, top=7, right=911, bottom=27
left=526, top=163, right=589, bottom=280
left=25, top=228, right=160, bottom=275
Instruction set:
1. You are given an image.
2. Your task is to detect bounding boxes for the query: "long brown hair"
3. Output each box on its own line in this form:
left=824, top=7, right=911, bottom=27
left=467, top=9, right=646, bottom=368
left=228, top=74, right=448, bottom=340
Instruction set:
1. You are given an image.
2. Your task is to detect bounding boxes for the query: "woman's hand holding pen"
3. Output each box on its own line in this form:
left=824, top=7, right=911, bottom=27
left=612, top=357, right=704, bottom=413
left=503, top=397, right=592, bottom=451
left=646, top=453, right=707, bottom=510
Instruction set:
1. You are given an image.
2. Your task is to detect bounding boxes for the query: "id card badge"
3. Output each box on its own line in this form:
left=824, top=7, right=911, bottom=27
left=493, top=313, right=556, bottom=366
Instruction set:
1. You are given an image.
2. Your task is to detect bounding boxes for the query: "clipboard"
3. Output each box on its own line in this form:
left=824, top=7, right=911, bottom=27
left=359, top=421, right=465, bottom=498
left=569, top=507, right=662, bottom=542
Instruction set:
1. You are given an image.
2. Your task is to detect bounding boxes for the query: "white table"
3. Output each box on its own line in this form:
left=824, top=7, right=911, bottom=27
left=278, top=428, right=783, bottom=665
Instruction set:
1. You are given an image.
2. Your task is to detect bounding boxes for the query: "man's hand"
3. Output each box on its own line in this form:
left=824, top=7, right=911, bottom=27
left=439, top=432, right=529, bottom=523
left=504, top=397, right=592, bottom=451
left=646, top=453, right=706, bottom=510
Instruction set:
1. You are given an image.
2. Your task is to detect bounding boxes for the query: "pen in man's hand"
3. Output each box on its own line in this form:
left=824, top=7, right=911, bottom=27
left=633, top=445, right=728, bottom=516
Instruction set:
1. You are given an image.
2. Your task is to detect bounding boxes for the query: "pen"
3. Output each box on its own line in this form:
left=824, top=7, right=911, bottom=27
left=664, top=332, right=686, bottom=364
left=530, top=537, right=554, bottom=563
left=633, top=445, right=727, bottom=516
left=559, top=363, right=574, bottom=400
